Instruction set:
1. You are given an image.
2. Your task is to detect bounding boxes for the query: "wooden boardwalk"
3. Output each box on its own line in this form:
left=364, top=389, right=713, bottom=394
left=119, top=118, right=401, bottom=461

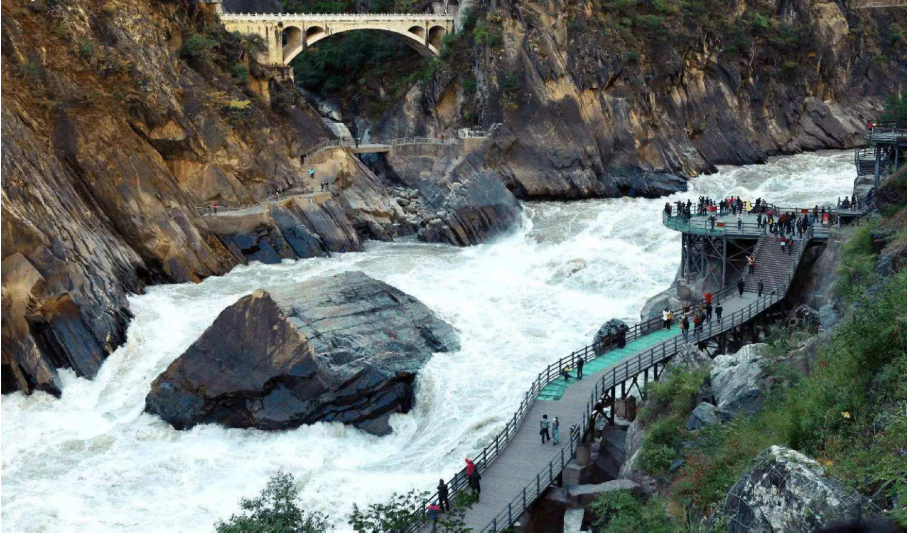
left=459, top=291, right=759, bottom=530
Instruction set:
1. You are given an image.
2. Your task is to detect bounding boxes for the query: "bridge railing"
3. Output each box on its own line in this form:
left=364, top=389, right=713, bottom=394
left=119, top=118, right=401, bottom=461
left=868, top=120, right=907, bottom=144
left=195, top=187, right=310, bottom=216
left=220, top=12, right=456, bottom=21
left=477, top=225, right=813, bottom=532
left=404, top=229, right=795, bottom=530
left=303, top=136, right=460, bottom=161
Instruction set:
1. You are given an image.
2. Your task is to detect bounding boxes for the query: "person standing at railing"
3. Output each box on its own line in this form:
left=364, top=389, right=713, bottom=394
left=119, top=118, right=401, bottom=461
left=737, top=214, right=743, bottom=231
left=706, top=300, right=713, bottom=322
left=437, top=479, right=450, bottom=512
left=540, top=415, right=551, bottom=444
left=662, top=308, right=671, bottom=330
left=716, top=302, right=723, bottom=324
left=577, top=357, right=584, bottom=380
left=667, top=309, right=674, bottom=330
left=758, top=279, right=764, bottom=298
left=552, top=417, right=560, bottom=445
left=465, top=458, right=476, bottom=478
left=681, top=314, right=690, bottom=340
left=467, top=468, right=481, bottom=501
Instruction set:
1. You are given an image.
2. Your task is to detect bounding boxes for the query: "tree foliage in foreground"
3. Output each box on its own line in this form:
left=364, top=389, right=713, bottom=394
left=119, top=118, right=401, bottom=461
left=216, top=472, right=329, bottom=533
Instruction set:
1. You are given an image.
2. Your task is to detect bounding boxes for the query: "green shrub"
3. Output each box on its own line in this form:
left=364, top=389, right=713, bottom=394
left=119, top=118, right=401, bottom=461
left=589, top=491, right=674, bottom=532
left=215, top=472, right=328, bottom=533
left=462, top=78, right=477, bottom=92
left=231, top=63, right=250, bottom=83
left=833, top=221, right=880, bottom=301
left=881, top=91, right=907, bottom=121
left=181, top=33, right=220, bottom=62
left=500, top=71, right=521, bottom=92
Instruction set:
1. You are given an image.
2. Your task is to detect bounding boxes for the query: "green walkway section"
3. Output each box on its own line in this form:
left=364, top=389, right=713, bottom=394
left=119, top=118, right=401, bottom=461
left=538, top=327, right=683, bottom=401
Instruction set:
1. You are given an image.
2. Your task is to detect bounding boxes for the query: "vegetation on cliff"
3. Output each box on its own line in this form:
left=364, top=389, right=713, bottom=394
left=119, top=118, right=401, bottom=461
left=608, top=175, right=907, bottom=528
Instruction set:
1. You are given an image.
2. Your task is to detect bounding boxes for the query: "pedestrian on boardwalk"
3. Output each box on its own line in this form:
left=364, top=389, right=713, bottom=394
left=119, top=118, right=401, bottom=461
left=577, top=357, right=584, bottom=380
left=667, top=309, right=674, bottom=330
left=561, top=367, right=571, bottom=382
left=540, top=415, right=551, bottom=444
left=748, top=255, right=756, bottom=274
left=662, top=308, right=671, bottom=330
left=716, top=302, right=723, bottom=323
left=693, top=313, right=702, bottom=338
left=437, top=479, right=450, bottom=511
left=706, top=301, right=713, bottom=322
left=758, top=279, right=764, bottom=297
left=681, top=315, right=689, bottom=340
left=738, top=214, right=743, bottom=231
left=705, top=291, right=713, bottom=304
left=552, top=417, right=560, bottom=445
left=468, top=468, right=482, bottom=501
left=427, top=504, right=441, bottom=532
left=780, top=235, right=787, bottom=253
left=738, top=278, right=745, bottom=297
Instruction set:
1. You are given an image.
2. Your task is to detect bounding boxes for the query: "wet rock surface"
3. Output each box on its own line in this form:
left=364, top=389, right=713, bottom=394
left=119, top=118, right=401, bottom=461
left=145, top=272, right=460, bottom=435
left=593, top=318, right=630, bottom=347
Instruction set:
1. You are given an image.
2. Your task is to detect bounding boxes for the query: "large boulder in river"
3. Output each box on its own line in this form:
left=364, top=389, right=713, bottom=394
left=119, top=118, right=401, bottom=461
left=717, top=446, right=873, bottom=532
left=145, top=271, right=459, bottom=436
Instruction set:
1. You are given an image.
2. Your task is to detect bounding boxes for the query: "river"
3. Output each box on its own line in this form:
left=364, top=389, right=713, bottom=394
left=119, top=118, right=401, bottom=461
left=0, top=151, right=856, bottom=532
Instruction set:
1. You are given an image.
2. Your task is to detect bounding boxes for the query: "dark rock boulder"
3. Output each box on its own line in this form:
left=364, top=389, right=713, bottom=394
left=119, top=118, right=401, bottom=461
left=717, top=446, right=874, bottom=532
left=593, top=319, right=629, bottom=349
left=145, top=272, right=460, bottom=435
left=595, top=425, right=628, bottom=480
left=686, top=402, right=719, bottom=431
left=661, top=343, right=711, bottom=381
left=611, top=170, right=688, bottom=199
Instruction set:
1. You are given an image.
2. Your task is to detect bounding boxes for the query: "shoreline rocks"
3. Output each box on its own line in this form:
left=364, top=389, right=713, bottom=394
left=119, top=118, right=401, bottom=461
left=145, top=271, right=460, bottom=435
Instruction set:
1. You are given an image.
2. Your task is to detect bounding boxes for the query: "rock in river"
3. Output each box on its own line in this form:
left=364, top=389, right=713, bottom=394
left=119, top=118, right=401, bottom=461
left=145, top=271, right=460, bottom=436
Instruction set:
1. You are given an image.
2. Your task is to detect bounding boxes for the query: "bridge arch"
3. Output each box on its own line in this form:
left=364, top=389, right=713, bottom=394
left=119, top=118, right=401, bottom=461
left=285, top=26, right=441, bottom=63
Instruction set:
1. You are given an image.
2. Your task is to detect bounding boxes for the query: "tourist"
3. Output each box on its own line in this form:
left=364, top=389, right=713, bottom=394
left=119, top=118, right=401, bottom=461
left=552, top=417, right=560, bottom=445
left=748, top=255, right=756, bottom=274
left=716, top=302, right=723, bottom=323
left=466, top=458, right=476, bottom=478
left=309, top=168, right=315, bottom=180
left=758, top=279, right=764, bottom=297
left=468, top=468, right=482, bottom=501
left=667, top=309, right=674, bottom=330
left=665, top=202, right=672, bottom=217
left=561, top=367, right=571, bottom=382
left=540, top=415, right=551, bottom=444
left=681, top=315, right=690, bottom=340
left=662, top=308, right=671, bottom=330
left=577, top=357, right=584, bottom=380
left=427, top=503, right=441, bottom=531
left=780, top=235, right=787, bottom=253
left=738, top=214, right=743, bottom=231
left=693, top=313, right=702, bottom=338
left=738, top=278, right=745, bottom=297
left=706, top=301, right=713, bottom=322
left=437, top=480, right=450, bottom=511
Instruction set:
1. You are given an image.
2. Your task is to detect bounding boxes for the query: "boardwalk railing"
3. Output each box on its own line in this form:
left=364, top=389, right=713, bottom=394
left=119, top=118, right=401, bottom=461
left=476, top=225, right=813, bottom=533
left=303, top=134, right=477, bottom=161
left=406, top=222, right=814, bottom=531
left=868, top=120, right=907, bottom=144
left=194, top=187, right=310, bottom=216
left=220, top=12, right=455, bottom=21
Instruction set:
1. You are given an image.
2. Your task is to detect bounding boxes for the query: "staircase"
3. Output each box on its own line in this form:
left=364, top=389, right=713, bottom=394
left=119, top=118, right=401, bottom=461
left=744, top=234, right=804, bottom=295
left=854, top=147, right=892, bottom=178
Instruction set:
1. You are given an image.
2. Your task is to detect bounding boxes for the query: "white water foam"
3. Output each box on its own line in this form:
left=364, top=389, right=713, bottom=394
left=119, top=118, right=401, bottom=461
left=1, top=151, right=856, bottom=532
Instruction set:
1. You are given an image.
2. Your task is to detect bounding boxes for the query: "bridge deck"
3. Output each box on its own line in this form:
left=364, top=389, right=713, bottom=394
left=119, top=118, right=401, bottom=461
left=663, top=209, right=864, bottom=240
left=459, top=291, right=759, bottom=530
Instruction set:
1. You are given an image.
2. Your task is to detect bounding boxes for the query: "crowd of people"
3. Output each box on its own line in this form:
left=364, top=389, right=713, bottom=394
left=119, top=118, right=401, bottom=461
left=664, top=195, right=853, bottom=234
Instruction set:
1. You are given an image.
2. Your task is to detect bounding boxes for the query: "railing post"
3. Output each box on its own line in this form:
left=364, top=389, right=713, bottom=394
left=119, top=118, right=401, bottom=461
left=508, top=503, right=512, bottom=526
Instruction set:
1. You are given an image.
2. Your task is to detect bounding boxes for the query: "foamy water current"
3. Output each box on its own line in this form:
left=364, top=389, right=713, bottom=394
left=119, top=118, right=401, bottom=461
left=1, top=151, right=856, bottom=532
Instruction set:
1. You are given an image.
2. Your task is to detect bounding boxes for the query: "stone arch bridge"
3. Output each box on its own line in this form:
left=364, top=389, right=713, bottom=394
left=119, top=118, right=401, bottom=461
left=214, top=5, right=455, bottom=65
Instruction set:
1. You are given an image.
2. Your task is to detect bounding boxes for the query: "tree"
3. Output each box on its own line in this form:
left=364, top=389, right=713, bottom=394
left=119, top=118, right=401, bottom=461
left=348, top=488, right=474, bottom=533
left=881, top=92, right=907, bottom=122
left=216, top=472, right=329, bottom=533
left=181, top=33, right=220, bottom=62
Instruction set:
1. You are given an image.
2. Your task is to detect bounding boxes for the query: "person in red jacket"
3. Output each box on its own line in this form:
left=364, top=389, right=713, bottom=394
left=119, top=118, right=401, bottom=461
left=465, top=458, right=476, bottom=478
left=705, top=292, right=713, bottom=304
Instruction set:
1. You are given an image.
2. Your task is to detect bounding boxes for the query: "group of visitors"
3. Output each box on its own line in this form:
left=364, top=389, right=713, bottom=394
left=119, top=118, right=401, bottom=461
left=428, top=458, right=481, bottom=527
left=540, top=414, right=560, bottom=445
left=670, top=291, right=725, bottom=341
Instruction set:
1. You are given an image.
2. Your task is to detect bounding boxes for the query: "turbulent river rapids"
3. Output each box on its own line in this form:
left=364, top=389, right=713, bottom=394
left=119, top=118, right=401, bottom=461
left=1, top=152, right=857, bottom=532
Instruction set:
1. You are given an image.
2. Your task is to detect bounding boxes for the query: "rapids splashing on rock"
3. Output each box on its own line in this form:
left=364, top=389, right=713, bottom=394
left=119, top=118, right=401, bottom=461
left=0, top=151, right=856, bottom=532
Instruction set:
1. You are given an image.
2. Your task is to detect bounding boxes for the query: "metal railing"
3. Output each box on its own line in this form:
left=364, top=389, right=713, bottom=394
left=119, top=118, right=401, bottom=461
left=404, top=223, right=815, bottom=531
left=302, top=136, right=458, bottom=162
left=221, top=12, right=455, bottom=21
left=868, top=120, right=907, bottom=144
left=194, top=187, right=310, bottom=216
left=476, top=224, right=814, bottom=533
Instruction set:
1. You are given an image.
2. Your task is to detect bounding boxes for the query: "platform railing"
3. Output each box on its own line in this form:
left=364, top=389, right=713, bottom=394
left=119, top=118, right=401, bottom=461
left=477, top=225, right=812, bottom=532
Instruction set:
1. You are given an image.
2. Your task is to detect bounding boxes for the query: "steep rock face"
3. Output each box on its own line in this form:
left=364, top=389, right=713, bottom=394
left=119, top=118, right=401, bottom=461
left=378, top=0, right=905, bottom=197
left=711, top=344, right=769, bottom=420
left=718, top=446, right=873, bottom=532
left=145, top=272, right=460, bottom=435
left=383, top=142, right=523, bottom=245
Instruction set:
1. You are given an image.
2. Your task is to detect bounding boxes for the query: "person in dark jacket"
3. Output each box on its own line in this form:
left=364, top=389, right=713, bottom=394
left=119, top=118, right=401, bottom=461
left=715, top=302, right=724, bottom=324
left=738, top=278, right=745, bottom=297
left=437, top=479, right=450, bottom=512
left=758, top=279, right=764, bottom=297
left=468, top=469, right=482, bottom=500
left=577, top=357, right=584, bottom=380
